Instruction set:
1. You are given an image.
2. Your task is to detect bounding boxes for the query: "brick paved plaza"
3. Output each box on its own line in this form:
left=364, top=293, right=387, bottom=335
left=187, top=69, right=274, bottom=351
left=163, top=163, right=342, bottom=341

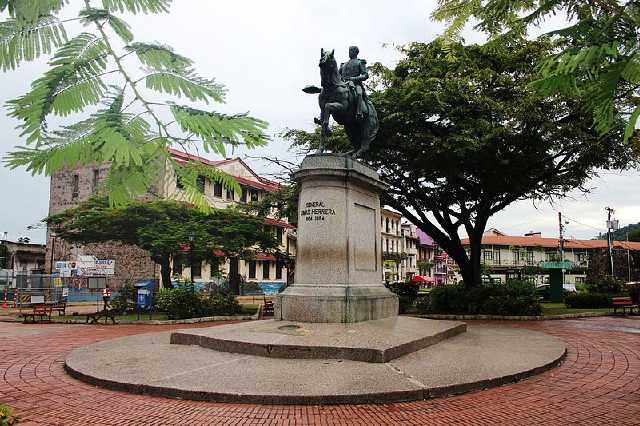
left=1, top=317, right=639, bottom=425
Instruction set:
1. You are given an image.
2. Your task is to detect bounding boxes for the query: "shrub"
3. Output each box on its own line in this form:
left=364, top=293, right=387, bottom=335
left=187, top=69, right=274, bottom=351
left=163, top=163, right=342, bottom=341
left=0, top=404, right=18, bottom=426
left=203, top=291, right=242, bottom=316
left=386, top=281, right=419, bottom=313
left=415, top=295, right=431, bottom=314
left=628, top=283, right=640, bottom=304
left=565, top=292, right=612, bottom=309
left=111, top=283, right=137, bottom=314
left=156, top=286, right=204, bottom=319
left=427, top=280, right=542, bottom=316
left=585, top=274, right=627, bottom=295
left=156, top=286, right=243, bottom=319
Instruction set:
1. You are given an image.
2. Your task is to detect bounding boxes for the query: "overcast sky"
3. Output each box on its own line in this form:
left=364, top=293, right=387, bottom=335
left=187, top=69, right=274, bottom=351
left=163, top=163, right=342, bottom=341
left=0, top=0, right=638, bottom=244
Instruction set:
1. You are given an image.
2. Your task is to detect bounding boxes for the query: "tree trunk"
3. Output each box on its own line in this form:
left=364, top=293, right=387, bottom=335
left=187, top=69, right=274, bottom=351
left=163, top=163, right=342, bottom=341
left=160, top=256, right=173, bottom=289
left=229, top=256, right=240, bottom=295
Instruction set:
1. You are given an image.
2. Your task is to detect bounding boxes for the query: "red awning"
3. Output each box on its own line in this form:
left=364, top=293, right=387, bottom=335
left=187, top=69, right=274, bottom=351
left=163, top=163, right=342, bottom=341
left=255, top=253, right=276, bottom=261
left=411, top=275, right=434, bottom=284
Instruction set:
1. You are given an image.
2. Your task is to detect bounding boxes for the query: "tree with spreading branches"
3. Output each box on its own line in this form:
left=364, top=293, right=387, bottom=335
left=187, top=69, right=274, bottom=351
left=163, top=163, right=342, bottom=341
left=432, top=0, right=640, bottom=144
left=46, top=198, right=280, bottom=288
left=1, top=0, right=267, bottom=206
left=286, top=37, right=639, bottom=288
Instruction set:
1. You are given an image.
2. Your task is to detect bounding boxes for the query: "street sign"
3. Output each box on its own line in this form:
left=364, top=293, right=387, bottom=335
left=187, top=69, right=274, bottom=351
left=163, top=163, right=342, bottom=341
left=540, top=260, right=574, bottom=270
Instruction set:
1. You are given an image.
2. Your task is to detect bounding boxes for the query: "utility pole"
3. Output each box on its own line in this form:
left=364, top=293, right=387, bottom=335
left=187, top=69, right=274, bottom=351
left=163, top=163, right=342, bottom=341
left=558, top=212, right=565, bottom=288
left=605, top=207, right=615, bottom=276
left=627, top=233, right=632, bottom=282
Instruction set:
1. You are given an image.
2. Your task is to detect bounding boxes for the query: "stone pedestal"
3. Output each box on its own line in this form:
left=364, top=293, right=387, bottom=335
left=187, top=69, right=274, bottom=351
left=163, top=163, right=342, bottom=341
left=275, top=154, right=398, bottom=323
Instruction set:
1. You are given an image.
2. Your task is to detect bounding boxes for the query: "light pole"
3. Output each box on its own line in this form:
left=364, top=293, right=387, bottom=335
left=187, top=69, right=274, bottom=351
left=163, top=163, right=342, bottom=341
left=189, top=233, right=195, bottom=284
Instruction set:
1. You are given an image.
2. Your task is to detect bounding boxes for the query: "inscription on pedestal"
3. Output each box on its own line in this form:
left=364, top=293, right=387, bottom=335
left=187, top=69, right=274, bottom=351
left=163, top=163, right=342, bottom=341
left=301, top=200, right=336, bottom=223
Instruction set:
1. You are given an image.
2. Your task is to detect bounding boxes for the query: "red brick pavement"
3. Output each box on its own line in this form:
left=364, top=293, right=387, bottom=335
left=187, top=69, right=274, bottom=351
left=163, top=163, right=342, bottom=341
left=1, top=317, right=639, bottom=425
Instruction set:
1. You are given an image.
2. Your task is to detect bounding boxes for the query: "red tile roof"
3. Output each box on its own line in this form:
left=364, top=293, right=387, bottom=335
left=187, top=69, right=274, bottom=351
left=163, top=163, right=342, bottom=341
left=461, top=234, right=640, bottom=251
left=169, top=148, right=281, bottom=193
left=265, top=217, right=295, bottom=229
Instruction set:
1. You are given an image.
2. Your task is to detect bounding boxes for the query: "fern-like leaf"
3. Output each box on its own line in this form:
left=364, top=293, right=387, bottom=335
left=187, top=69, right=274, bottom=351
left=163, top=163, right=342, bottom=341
left=125, top=42, right=192, bottom=70
left=145, top=68, right=226, bottom=103
left=80, top=7, right=133, bottom=43
left=0, top=1, right=68, bottom=24
left=7, top=32, right=108, bottom=143
left=101, top=0, right=171, bottom=15
left=0, top=15, right=67, bottom=71
left=170, top=104, right=269, bottom=156
left=174, top=160, right=241, bottom=211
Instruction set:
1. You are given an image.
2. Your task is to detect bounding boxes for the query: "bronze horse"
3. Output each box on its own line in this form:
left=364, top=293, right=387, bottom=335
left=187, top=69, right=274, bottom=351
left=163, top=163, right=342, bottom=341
left=303, top=49, right=378, bottom=157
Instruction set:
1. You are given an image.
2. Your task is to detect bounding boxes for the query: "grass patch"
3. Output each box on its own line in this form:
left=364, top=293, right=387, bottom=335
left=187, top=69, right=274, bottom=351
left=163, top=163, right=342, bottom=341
left=241, top=304, right=258, bottom=315
left=541, top=303, right=611, bottom=316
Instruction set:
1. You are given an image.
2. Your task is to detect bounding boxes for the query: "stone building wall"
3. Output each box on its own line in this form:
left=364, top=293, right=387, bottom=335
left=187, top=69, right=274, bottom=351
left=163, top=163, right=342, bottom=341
left=45, top=164, right=157, bottom=289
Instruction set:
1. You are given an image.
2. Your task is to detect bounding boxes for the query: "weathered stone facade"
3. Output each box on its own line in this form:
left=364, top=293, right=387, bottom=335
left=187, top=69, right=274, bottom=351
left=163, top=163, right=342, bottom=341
left=45, top=164, right=157, bottom=289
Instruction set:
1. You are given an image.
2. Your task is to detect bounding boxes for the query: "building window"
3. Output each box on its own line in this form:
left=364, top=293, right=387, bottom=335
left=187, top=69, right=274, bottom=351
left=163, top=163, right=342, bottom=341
left=251, top=190, right=259, bottom=202
left=385, top=218, right=390, bottom=233
left=276, top=227, right=283, bottom=244
left=213, top=182, right=223, bottom=197
left=72, top=174, right=79, bottom=200
left=276, top=261, right=283, bottom=280
left=526, top=250, right=534, bottom=265
left=512, top=250, right=521, bottom=265
left=240, top=187, right=247, bottom=203
left=92, top=169, right=99, bottom=193
left=196, top=176, right=205, bottom=193
left=483, top=250, right=493, bottom=263
left=545, top=250, right=559, bottom=262
left=386, top=239, right=389, bottom=252
left=263, top=261, right=270, bottom=279
left=176, top=174, right=184, bottom=189
left=248, top=261, right=256, bottom=279
left=226, top=187, right=234, bottom=201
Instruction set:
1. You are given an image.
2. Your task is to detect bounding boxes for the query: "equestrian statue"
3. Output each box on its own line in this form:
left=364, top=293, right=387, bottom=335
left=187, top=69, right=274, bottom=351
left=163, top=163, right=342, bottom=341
left=303, top=46, right=379, bottom=157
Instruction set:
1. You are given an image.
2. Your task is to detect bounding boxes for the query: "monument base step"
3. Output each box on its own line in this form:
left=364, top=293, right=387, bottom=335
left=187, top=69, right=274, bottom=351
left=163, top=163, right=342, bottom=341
left=170, top=317, right=466, bottom=363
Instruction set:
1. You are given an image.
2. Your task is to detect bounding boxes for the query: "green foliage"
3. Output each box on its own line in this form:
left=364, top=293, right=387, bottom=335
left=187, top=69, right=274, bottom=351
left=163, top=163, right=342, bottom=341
left=565, top=292, right=612, bottom=309
left=155, top=286, right=203, bottom=319
left=46, top=197, right=280, bottom=287
left=585, top=274, right=627, bottom=295
left=432, top=0, right=640, bottom=144
left=385, top=281, right=419, bottom=313
left=424, top=280, right=542, bottom=316
left=416, top=260, right=433, bottom=275
left=156, top=286, right=241, bottom=319
left=0, top=15, right=67, bottom=71
left=1, top=0, right=269, bottom=207
left=0, top=403, right=18, bottom=426
left=111, top=283, right=136, bottom=313
left=286, top=37, right=637, bottom=289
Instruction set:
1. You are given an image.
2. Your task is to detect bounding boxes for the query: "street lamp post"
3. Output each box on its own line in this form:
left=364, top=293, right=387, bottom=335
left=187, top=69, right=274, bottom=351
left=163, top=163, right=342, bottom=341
left=189, top=233, right=195, bottom=284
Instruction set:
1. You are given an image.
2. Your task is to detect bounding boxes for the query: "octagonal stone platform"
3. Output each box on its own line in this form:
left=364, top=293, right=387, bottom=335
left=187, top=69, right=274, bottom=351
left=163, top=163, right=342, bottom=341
left=170, top=317, right=466, bottom=363
left=65, top=323, right=567, bottom=405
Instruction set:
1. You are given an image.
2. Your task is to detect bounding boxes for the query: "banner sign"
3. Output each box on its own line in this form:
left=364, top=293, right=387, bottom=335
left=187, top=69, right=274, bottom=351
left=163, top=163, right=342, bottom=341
left=54, top=258, right=115, bottom=276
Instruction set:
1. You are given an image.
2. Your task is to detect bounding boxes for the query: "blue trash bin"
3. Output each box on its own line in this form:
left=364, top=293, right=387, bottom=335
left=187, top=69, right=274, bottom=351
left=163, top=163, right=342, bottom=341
left=134, top=280, right=155, bottom=309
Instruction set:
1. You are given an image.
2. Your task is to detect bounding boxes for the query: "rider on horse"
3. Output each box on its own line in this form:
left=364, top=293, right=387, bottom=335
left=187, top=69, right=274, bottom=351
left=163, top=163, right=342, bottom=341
left=339, top=46, right=369, bottom=120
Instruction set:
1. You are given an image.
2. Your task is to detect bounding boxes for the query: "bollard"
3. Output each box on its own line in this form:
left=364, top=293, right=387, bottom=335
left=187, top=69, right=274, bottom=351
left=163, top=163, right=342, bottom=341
left=1, top=287, right=7, bottom=309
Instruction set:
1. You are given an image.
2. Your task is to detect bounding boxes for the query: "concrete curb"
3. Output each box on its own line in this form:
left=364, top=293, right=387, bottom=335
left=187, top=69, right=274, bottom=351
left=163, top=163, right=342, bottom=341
left=413, top=312, right=610, bottom=321
left=64, top=345, right=566, bottom=405
left=0, top=310, right=260, bottom=325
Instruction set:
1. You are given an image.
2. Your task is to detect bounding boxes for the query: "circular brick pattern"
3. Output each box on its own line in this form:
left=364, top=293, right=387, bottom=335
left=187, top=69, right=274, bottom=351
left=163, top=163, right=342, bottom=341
left=1, top=317, right=639, bottom=425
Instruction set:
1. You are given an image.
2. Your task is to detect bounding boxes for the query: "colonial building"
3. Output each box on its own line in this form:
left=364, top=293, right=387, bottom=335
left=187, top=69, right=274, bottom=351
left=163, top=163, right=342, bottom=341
left=400, top=223, right=419, bottom=280
left=45, top=149, right=296, bottom=289
left=461, top=228, right=640, bottom=286
left=381, top=208, right=403, bottom=281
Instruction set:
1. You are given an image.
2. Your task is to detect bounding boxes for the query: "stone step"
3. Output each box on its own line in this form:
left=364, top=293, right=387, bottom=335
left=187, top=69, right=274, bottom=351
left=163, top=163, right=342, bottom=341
left=170, top=317, right=467, bottom=363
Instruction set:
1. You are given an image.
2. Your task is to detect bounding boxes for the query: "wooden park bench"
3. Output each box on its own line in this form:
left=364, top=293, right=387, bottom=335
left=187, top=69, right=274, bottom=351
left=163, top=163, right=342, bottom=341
left=51, top=301, right=67, bottom=316
left=86, top=309, right=116, bottom=325
left=263, top=296, right=274, bottom=317
left=21, top=304, right=52, bottom=323
left=612, top=297, right=639, bottom=315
